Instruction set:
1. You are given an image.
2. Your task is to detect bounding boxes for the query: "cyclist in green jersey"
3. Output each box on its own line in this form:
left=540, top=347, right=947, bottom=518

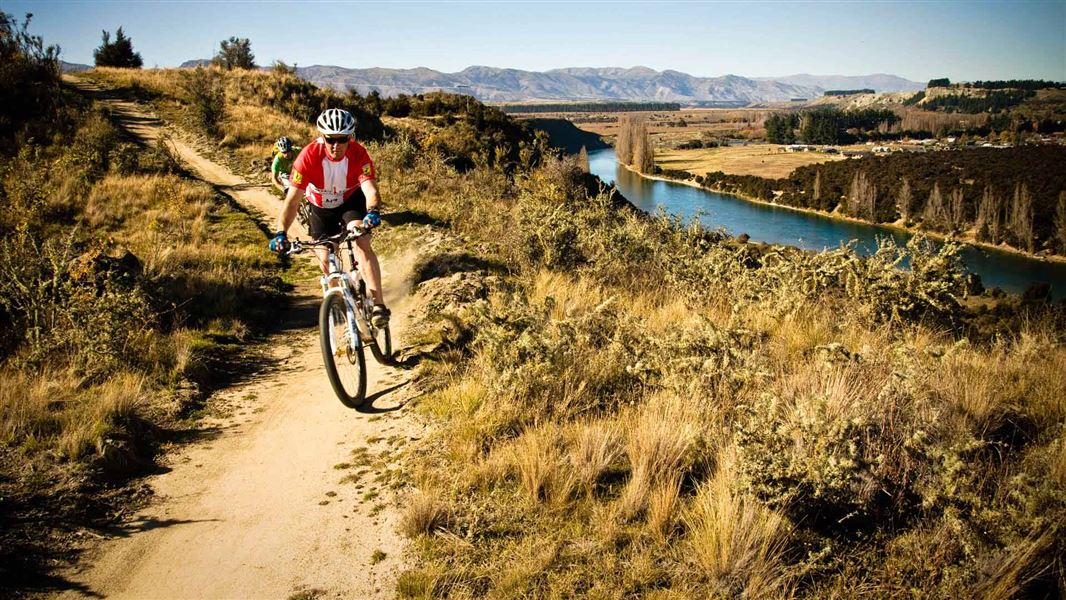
left=271, top=136, right=301, bottom=194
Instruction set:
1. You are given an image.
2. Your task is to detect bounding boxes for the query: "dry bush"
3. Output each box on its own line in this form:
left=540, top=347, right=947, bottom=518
left=736, top=358, right=946, bottom=526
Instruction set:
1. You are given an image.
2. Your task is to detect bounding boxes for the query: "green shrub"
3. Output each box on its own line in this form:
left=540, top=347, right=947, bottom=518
left=185, top=67, right=226, bottom=136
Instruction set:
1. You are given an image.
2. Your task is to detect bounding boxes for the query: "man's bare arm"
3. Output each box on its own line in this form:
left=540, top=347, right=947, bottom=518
left=361, top=179, right=381, bottom=211
left=276, top=186, right=305, bottom=233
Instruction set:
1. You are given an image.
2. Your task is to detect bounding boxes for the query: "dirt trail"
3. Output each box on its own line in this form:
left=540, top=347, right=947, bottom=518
left=59, top=77, right=420, bottom=599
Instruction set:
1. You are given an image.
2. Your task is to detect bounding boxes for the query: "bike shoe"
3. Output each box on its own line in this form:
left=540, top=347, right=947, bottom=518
left=371, top=304, right=391, bottom=328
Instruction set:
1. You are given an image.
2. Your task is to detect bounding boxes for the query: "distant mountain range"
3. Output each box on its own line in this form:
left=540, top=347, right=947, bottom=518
left=127, top=61, right=923, bottom=105
left=292, top=65, right=923, bottom=105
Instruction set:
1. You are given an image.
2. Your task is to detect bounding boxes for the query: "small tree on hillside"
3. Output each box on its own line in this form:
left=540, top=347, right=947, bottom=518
left=213, top=36, right=255, bottom=70
left=1, top=11, right=61, bottom=142
left=185, top=66, right=225, bottom=136
left=93, top=27, right=142, bottom=68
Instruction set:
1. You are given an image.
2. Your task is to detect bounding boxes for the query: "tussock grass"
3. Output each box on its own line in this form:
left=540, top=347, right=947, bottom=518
left=619, top=395, right=700, bottom=520
left=508, top=424, right=572, bottom=504
left=565, top=419, right=621, bottom=496
left=1, top=368, right=144, bottom=460
left=401, top=490, right=447, bottom=538
left=646, top=477, right=682, bottom=542
left=685, top=446, right=789, bottom=597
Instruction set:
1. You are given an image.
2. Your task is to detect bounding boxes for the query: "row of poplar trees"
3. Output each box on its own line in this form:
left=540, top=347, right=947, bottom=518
left=616, top=115, right=655, bottom=173
left=837, top=170, right=1066, bottom=254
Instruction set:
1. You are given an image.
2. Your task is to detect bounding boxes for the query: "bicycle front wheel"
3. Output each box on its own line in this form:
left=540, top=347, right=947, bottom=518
left=319, top=293, right=366, bottom=408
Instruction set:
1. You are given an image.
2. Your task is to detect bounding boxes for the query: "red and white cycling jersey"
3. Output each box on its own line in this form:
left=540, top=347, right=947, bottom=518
left=289, top=138, right=376, bottom=209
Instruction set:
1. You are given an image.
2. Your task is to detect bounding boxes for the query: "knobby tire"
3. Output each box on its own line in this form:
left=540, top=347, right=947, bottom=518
left=367, top=321, right=392, bottom=365
left=319, top=293, right=367, bottom=408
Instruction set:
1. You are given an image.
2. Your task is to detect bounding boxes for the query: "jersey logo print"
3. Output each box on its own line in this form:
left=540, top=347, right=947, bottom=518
left=292, top=171, right=303, bottom=185
left=362, top=164, right=372, bottom=176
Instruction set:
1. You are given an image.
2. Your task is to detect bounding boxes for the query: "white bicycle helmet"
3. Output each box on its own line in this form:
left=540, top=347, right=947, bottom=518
left=316, top=108, right=357, bottom=136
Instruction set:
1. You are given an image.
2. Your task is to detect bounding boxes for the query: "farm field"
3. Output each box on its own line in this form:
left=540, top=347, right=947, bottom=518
left=510, top=108, right=774, bottom=145
left=656, top=144, right=851, bottom=178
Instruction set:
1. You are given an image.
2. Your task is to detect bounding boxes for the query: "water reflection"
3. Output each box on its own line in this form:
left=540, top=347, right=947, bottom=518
left=589, top=149, right=1066, bottom=297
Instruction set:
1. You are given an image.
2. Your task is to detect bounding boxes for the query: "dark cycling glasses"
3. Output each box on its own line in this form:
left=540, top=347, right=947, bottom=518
left=324, top=136, right=349, bottom=145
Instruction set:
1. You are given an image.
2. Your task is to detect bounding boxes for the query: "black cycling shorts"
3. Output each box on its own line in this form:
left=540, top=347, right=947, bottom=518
left=307, top=189, right=367, bottom=240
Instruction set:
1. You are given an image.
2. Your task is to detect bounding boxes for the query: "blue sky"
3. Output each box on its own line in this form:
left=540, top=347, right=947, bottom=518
left=7, top=0, right=1065, bottom=82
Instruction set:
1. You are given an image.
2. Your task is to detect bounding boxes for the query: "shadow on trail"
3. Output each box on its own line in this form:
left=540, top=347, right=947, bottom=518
left=98, top=516, right=222, bottom=538
left=3, top=571, right=105, bottom=598
left=357, top=380, right=410, bottom=414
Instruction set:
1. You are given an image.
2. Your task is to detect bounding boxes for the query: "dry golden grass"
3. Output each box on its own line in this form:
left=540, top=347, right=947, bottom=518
left=508, top=424, right=573, bottom=504
left=685, top=446, right=789, bottom=596
left=656, top=145, right=847, bottom=179
left=87, top=67, right=188, bottom=99
left=86, top=174, right=213, bottom=237
left=1, top=368, right=144, bottom=460
left=930, top=331, right=1066, bottom=434
left=565, top=419, right=621, bottom=496
left=219, top=104, right=316, bottom=159
left=401, top=490, right=448, bottom=538
left=619, top=395, right=700, bottom=519
left=1052, top=438, right=1066, bottom=487
left=646, top=477, right=682, bottom=542
left=971, top=534, right=1053, bottom=600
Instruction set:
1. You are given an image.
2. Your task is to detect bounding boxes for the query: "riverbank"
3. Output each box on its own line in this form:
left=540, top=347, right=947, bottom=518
left=620, top=162, right=1066, bottom=268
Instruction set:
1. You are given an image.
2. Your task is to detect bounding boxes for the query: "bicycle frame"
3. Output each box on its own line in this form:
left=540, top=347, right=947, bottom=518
left=291, top=229, right=373, bottom=349
left=323, top=238, right=372, bottom=348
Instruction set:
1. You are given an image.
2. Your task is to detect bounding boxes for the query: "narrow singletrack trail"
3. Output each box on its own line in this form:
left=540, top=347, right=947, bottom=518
left=59, top=77, right=421, bottom=599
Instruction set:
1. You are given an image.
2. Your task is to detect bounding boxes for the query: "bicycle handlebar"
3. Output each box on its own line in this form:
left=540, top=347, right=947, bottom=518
left=284, top=225, right=369, bottom=255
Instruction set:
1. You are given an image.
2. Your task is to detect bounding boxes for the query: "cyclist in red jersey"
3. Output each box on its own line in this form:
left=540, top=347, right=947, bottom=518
left=270, top=108, right=389, bottom=326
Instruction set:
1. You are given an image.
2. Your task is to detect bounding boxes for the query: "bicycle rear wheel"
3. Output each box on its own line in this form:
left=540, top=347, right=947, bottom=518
left=297, top=201, right=311, bottom=228
left=367, top=320, right=392, bottom=365
left=319, top=293, right=366, bottom=408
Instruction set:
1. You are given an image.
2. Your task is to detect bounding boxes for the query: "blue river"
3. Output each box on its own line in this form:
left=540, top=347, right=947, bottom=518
left=589, top=148, right=1066, bottom=297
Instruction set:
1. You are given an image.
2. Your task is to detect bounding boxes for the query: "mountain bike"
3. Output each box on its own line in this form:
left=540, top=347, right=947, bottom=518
left=286, top=227, right=392, bottom=408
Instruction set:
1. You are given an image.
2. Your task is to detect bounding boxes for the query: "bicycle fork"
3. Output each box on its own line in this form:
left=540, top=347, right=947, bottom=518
left=322, top=270, right=362, bottom=351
